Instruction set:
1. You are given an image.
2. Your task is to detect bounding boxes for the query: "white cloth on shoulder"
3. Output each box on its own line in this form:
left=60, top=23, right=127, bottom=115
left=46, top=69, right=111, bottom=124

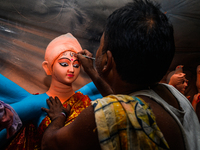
left=130, top=83, right=200, bottom=150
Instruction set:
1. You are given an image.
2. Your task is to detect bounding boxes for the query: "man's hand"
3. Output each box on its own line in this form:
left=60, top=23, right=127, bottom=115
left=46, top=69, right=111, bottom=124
left=41, top=97, right=71, bottom=121
left=77, top=49, right=96, bottom=74
left=77, top=49, right=114, bottom=97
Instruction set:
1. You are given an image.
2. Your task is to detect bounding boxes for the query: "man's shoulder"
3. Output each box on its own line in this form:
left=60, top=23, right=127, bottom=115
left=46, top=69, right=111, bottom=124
left=92, top=94, right=169, bottom=149
left=91, top=94, right=150, bottom=115
left=92, top=94, right=146, bottom=104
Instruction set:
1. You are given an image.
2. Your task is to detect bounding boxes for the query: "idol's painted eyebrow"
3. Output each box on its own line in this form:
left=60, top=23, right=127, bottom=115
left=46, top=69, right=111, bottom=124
left=73, top=59, right=80, bottom=63
left=58, top=57, right=71, bottom=61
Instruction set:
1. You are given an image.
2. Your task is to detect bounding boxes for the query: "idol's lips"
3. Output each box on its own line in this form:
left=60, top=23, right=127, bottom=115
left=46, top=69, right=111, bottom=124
left=67, top=74, right=74, bottom=77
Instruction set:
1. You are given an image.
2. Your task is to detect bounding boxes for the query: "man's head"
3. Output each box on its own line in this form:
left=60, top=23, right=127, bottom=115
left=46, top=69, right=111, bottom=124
left=98, top=0, right=175, bottom=85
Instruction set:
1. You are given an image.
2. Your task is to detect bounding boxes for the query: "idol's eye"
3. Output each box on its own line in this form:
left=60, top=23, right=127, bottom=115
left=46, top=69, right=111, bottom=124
left=59, top=62, right=69, bottom=67
left=73, top=64, right=80, bottom=68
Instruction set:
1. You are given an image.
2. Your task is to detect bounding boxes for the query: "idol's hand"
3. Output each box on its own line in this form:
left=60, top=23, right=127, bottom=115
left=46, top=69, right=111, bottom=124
left=77, top=49, right=96, bottom=75
left=41, top=97, right=71, bottom=121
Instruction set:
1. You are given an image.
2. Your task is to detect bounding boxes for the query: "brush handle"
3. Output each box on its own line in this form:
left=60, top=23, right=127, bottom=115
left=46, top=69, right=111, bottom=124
left=82, top=55, right=95, bottom=60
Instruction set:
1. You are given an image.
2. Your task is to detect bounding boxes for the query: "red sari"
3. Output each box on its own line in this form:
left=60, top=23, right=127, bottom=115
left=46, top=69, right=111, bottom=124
left=5, top=92, right=91, bottom=150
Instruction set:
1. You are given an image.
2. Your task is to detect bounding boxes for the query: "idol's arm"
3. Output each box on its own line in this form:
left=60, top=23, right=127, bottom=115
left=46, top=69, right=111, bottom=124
left=0, top=74, right=30, bottom=104
left=76, top=82, right=103, bottom=101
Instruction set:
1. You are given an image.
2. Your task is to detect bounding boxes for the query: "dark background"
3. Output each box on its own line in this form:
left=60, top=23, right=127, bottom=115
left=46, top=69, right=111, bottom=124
left=0, top=0, right=199, bottom=99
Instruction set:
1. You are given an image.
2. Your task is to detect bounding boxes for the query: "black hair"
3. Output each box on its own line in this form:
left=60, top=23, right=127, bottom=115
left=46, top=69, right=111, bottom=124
left=102, top=0, right=175, bottom=85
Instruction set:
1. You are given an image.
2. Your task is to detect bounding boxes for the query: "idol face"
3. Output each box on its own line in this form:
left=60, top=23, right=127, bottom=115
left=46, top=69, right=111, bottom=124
left=174, top=76, right=188, bottom=94
left=52, top=51, right=81, bottom=85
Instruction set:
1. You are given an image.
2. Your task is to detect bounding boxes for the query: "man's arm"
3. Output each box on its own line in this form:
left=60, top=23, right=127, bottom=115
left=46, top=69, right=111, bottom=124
left=77, top=50, right=113, bottom=96
left=41, top=97, right=101, bottom=150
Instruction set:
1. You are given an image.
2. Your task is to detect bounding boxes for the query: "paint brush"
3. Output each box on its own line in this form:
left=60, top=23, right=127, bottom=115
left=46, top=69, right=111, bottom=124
left=82, top=55, right=95, bottom=60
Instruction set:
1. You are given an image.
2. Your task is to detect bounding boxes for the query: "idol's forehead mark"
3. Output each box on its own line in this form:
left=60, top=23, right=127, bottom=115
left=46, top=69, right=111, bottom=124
left=59, top=51, right=79, bottom=62
left=70, top=52, right=75, bottom=57
left=70, top=52, right=75, bottom=61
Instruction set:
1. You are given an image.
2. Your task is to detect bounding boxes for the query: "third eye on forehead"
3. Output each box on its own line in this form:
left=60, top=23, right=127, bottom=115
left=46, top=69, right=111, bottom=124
left=62, top=51, right=76, bottom=57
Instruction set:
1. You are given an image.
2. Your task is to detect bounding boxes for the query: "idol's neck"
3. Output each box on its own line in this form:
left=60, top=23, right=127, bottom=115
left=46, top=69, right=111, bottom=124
left=46, top=78, right=75, bottom=104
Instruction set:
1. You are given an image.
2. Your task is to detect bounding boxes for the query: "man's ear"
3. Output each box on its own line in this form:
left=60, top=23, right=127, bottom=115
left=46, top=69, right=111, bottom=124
left=42, top=61, right=51, bottom=75
left=102, top=50, right=113, bottom=74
